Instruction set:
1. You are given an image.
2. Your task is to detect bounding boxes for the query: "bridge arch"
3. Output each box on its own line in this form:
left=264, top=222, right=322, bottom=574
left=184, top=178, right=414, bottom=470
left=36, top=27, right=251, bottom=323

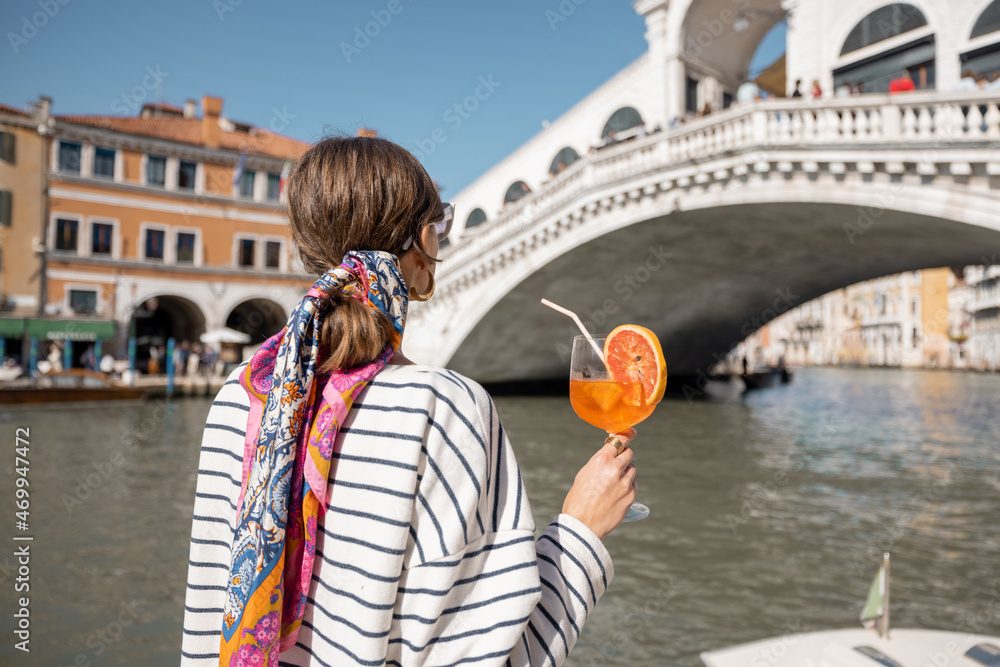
left=421, top=176, right=1000, bottom=383
left=503, top=181, right=531, bottom=205
left=549, top=147, right=580, bottom=176
left=601, top=107, right=644, bottom=139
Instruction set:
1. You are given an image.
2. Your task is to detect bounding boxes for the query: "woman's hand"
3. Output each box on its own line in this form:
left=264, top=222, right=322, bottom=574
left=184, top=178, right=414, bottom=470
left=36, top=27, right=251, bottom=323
left=561, top=429, right=637, bottom=540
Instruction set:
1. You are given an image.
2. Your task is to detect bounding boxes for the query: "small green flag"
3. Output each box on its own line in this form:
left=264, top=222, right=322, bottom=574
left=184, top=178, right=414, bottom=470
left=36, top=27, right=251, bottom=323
left=860, top=564, right=885, bottom=628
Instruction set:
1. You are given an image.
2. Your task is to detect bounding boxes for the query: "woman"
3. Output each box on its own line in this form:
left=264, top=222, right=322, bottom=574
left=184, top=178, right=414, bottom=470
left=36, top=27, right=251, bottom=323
left=181, top=137, right=638, bottom=666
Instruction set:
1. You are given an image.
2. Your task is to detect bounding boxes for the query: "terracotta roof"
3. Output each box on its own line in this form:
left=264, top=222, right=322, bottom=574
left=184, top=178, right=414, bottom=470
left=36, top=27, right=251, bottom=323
left=0, top=102, right=31, bottom=118
left=55, top=114, right=310, bottom=160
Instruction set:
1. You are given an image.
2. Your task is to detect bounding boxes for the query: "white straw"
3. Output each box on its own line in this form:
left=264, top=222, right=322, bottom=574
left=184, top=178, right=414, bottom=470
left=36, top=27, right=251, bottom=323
left=540, top=299, right=605, bottom=360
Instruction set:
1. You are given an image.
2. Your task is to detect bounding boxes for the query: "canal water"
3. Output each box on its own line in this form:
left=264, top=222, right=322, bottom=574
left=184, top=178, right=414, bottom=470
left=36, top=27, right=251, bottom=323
left=1, top=368, right=998, bottom=665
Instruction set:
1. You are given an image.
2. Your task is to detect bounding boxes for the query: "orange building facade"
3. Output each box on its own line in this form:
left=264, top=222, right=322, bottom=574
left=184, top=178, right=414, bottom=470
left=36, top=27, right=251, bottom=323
left=0, top=95, right=313, bottom=371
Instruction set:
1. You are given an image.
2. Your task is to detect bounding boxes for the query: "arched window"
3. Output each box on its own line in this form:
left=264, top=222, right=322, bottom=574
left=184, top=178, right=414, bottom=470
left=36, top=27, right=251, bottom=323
left=601, top=107, right=643, bottom=139
left=465, top=207, right=487, bottom=230
left=504, top=181, right=531, bottom=204
left=840, top=4, right=928, bottom=56
left=973, top=0, right=1000, bottom=38
left=548, top=147, right=580, bottom=175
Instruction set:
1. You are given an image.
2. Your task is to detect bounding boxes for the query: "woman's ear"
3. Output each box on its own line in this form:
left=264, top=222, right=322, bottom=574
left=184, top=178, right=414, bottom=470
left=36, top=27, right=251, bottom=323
left=419, top=222, right=439, bottom=261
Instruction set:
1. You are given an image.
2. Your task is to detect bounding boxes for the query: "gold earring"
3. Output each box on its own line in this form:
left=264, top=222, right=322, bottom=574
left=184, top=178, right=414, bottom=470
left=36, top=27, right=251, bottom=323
left=409, top=272, right=435, bottom=302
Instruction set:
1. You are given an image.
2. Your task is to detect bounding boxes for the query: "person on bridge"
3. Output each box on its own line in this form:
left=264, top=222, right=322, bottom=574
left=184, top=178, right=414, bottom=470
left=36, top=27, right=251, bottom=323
left=181, top=136, right=638, bottom=666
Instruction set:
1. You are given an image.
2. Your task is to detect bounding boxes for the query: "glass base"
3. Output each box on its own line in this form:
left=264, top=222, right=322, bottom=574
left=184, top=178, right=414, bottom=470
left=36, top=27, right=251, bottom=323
left=622, top=501, right=650, bottom=523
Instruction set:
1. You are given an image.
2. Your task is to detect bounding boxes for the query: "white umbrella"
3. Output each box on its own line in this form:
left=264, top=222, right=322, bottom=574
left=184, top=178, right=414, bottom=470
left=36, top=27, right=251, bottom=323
left=200, top=327, right=251, bottom=344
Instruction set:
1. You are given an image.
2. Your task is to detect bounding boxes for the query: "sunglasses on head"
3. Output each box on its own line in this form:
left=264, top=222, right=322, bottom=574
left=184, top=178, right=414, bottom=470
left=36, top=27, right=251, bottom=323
left=401, top=202, right=454, bottom=251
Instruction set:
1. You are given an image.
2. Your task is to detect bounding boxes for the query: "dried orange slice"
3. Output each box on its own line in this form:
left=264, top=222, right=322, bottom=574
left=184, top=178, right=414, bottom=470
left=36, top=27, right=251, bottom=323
left=603, top=325, right=667, bottom=405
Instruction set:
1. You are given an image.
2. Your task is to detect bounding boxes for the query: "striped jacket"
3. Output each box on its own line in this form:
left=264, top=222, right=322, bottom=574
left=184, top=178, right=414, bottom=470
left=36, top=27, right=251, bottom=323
left=182, top=362, right=613, bottom=666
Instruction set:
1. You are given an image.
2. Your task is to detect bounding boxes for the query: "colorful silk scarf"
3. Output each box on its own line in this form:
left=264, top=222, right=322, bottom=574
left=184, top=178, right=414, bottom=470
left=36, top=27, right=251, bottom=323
left=219, top=250, right=407, bottom=666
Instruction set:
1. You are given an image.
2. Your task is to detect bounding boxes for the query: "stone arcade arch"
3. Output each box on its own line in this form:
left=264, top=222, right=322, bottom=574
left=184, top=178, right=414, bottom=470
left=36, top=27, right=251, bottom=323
left=225, top=298, right=287, bottom=346
left=129, top=294, right=207, bottom=373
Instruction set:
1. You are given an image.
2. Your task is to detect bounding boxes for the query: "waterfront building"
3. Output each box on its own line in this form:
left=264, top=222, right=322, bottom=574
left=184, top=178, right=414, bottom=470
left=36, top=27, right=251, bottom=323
left=965, top=264, right=1000, bottom=371
left=0, top=95, right=311, bottom=373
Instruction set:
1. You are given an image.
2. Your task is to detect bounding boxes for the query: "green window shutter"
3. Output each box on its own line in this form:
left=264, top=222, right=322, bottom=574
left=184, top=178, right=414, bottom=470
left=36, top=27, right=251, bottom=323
left=0, top=190, right=11, bottom=226
left=0, top=132, right=14, bottom=164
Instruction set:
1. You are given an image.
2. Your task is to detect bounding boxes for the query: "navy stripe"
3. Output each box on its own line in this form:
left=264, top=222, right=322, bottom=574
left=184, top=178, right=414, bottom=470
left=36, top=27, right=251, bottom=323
left=513, top=464, right=522, bottom=530
left=370, top=380, right=485, bottom=453
left=392, top=586, right=540, bottom=624
left=310, top=573, right=395, bottom=610
left=389, top=614, right=532, bottom=651
left=184, top=605, right=223, bottom=614
left=354, top=403, right=429, bottom=416
left=422, top=445, right=469, bottom=542
left=193, top=514, right=233, bottom=527
left=183, top=628, right=218, bottom=636
left=314, top=549, right=400, bottom=584
left=306, top=596, right=391, bottom=638
left=492, top=410, right=503, bottom=532
left=537, top=601, right=570, bottom=655
left=203, top=422, right=245, bottom=437
left=537, top=552, right=589, bottom=612
left=222, top=378, right=240, bottom=387
left=417, top=490, right=448, bottom=556
left=182, top=650, right=219, bottom=659
left=322, top=528, right=406, bottom=555
left=409, top=525, right=427, bottom=563
left=339, top=426, right=422, bottom=442
left=197, top=469, right=240, bottom=487
left=326, top=504, right=409, bottom=528
left=398, top=560, right=535, bottom=595
left=415, top=534, right=534, bottom=568
left=294, top=630, right=383, bottom=667
left=522, top=634, right=532, bottom=662
left=332, top=478, right=414, bottom=499
left=442, top=647, right=521, bottom=666
left=540, top=534, right=597, bottom=605
left=190, top=536, right=230, bottom=549
left=201, top=446, right=242, bottom=463
left=332, top=451, right=418, bottom=471
left=444, top=369, right=477, bottom=402
left=540, top=575, right=580, bottom=637
left=212, top=400, right=249, bottom=411
left=527, top=620, right=558, bottom=664
left=558, top=521, right=608, bottom=590
left=196, top=491, right=237, bottom=510
left=186, top=583, right=226, bottom=591
left=189, top=559, right=229, bottom=570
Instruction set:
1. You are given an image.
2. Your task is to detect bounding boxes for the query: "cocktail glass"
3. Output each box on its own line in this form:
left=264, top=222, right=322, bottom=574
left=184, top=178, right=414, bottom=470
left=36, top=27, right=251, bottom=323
left=569, top=334, right=658, bottom=522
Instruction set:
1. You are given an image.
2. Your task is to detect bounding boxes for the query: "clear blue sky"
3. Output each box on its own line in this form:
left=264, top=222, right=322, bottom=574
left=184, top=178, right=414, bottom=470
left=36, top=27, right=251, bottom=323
left=1, top=0, right=785, bottom=196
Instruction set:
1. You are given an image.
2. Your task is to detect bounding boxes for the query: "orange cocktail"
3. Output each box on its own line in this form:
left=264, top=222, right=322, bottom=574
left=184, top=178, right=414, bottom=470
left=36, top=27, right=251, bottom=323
left=569, top=378, right=656, bottom=433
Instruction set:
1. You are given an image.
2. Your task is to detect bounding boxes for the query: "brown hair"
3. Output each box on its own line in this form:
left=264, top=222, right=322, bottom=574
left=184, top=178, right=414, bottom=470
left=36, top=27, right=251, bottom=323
left=286, top=136, right=442, bottom=371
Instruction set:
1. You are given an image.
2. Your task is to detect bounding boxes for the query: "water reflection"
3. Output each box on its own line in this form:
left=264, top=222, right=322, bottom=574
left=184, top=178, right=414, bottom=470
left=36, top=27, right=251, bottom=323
left=0, top=368, right=996, bottom=665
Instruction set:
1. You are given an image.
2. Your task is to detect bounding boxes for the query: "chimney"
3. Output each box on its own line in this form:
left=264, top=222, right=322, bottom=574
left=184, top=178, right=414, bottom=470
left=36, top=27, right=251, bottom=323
left=33, top=95, right=52, bottom=125
left=183, top=99, right=197, bottom=119
left=201, top=95, right=223, bottom=148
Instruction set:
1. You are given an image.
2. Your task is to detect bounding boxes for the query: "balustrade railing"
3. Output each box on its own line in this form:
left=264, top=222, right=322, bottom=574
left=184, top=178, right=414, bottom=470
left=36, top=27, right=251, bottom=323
left=442, top=90, right=1000, bottom=277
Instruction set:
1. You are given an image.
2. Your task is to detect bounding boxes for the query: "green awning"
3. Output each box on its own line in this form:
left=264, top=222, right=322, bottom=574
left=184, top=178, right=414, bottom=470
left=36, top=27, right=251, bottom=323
left=26, top=319, right=115, bottom=341
left=0, top=318, right=26, bottom=337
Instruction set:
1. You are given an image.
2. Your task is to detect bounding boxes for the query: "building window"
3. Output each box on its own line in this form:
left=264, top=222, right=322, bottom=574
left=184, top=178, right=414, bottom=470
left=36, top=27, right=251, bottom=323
left=0, top=190, right=10, bottom=227
left=238, top=238, right=256, bottom=267
left=91, top=222, right=113, bottom=255
left=266, top=172, right=281, bottom=201
left=59, top=141, right=81, bottom=174
left=178, top=160, right=197, bottom=190
left=145, top=228, right=165, bottom=260
left=69, top=289, right=97, bottom=314
left=685, top=77, right=699, bottom=115
left=265, top=240, right=281, bottom=269
left=0, top=131, right=14, bottom=164
left=723, top=92, right=734, bottom=109
left=239, top=170, right=256, bottom=199
left=146, top=155, right=166, bottom=186
left=176, top=232, right=196, bottom=263
left=912, top=326, right=919, bottom=348
left=54, top=218, right=79, bottom=252
left=93, top=147, right=115, bottom=179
